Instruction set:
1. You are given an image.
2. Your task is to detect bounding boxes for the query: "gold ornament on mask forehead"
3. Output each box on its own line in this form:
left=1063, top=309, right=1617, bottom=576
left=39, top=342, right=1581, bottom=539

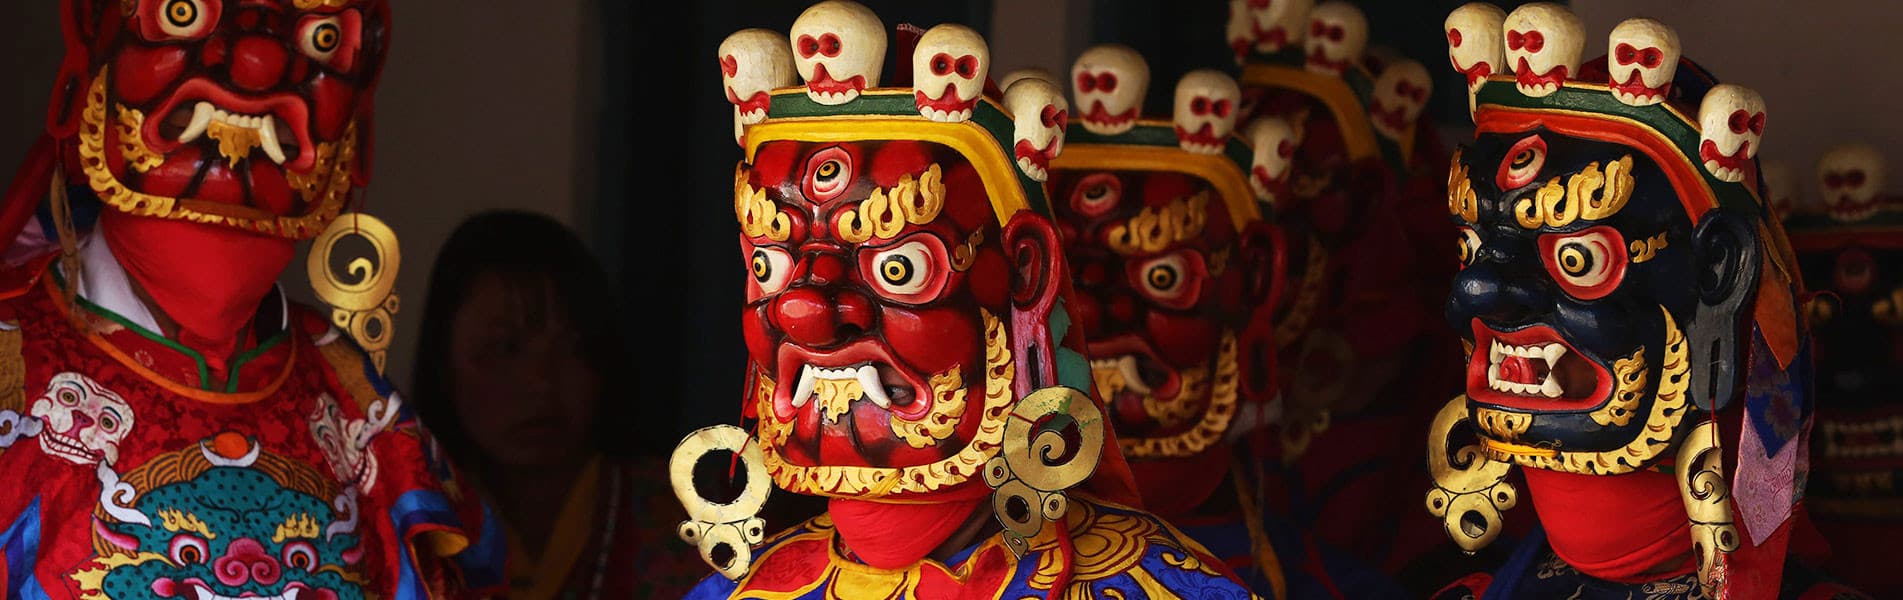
left=306, top=213, right=400, bottom=374
left=733, top=166, right=792, bottom=242
left=1106, top=191, right=1211, bottom=255
left=835, top=164, right=947, bottom=244
left=1513, top=155, right=1635, bottom=230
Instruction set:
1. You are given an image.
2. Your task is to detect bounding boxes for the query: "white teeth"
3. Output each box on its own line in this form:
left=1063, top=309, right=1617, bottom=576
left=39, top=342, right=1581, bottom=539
left=1485, top=340, right=1570, bottom=398
left=1540, top=377, right=1562, bottom=398
left=178, top=102, right=215, bottom=143
left=791, top=365, right=817, bottom=408
left=258, top=114, right=286, bottom=165
left=854, top=364, right=890, bottom=408
left=283, top=588, right=300, bottom=600
left=1542, top=344, right=1566, bottom=364
left=194, top=587, right=214, bottom=600
left=1490, top=341, right=1504, bottom=363
left=1115, top=356, right=1151, bottom=394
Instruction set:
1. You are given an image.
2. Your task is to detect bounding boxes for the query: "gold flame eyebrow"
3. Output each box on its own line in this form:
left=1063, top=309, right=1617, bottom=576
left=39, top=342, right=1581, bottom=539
left=157, top=509, right=217, bottom=540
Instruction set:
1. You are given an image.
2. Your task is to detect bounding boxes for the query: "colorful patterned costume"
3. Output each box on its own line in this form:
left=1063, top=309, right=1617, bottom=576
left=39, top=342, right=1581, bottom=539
left=679, top=3, right=1261, bottom=598
left=1223, top=0, right=1462, bottom=585
left=1427, top=4, right=1861, bottom=598
left=0, top=0, right=503, bottom=597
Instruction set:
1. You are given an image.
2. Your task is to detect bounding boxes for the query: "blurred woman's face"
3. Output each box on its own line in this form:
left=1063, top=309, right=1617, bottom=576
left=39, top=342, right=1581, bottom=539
left=447, top=272, right=600, bottom=470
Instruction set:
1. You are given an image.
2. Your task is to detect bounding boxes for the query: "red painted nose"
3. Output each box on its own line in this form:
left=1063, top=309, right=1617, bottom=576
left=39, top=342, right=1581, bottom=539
left=212, top=538, right=282, bottom=586
left=228, top=35, right=290, bottom=92
left=772, top=286, right=876, bottom=348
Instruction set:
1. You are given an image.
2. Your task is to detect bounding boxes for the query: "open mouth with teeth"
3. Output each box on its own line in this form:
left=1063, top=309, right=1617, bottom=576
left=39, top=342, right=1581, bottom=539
left=805, top=64, right=867, bottom=102
left=145, top=79, right=316, bottom=172
left=1087, top=335, right=1194, bottom=433
left=1512, top=61, right=1566, bottom=96
left=151, top=577, right=336, bottom=600
left=1173, top=124, right=1225, bottom=153
left=1466, top=322, right=1611, bottom=410
left=37, top=428, right=105, bottom=465
left=1370, top=102, right=1412, bottom=135
left=1082, top=102, right=1138, bottom=129
left=769, top=338, right=966, bottom=468
left=915, top=89, right=977, bottom=122
left=728, top=88, right=771, bottom=122
left=1697, top=139, right=1752, bottom=183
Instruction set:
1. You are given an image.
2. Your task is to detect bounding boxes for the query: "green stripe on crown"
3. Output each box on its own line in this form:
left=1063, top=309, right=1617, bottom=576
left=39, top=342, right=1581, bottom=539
left=763, top=89, right=1052, bottom=216
left=1474, top=80, right=1762, bottom=218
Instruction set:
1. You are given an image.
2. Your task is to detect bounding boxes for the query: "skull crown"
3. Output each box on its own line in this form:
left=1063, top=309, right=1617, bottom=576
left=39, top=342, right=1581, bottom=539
left=1447, top=2, right=1771, bottom=185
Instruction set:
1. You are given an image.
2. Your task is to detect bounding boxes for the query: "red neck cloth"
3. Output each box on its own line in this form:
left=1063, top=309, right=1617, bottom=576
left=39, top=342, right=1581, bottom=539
left=830, top=486, right=988, bottom=570
left=100, top=211, right=293, bottom=371
left=1522, top=467, right=1694, bottom=583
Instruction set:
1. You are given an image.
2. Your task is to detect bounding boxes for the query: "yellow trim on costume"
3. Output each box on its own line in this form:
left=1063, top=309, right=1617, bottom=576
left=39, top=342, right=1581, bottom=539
left=505, top=456, right=602, bottom=600
left=743, top=119, right=1030, bottom=226
left=1239, top=63, right=1376, bottom=160
left=1052, top=144, right=1262, bottom=231
left=1481, top=438, right=1560, bottom=459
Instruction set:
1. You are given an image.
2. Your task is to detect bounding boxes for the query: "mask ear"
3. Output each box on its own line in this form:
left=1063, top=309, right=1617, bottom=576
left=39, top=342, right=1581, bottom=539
left=1236, top=221, right=1285, bottom=404
left=1686, top=207, right=1760, bottom=411
left=1002, top=213, right=1062, bottom=392
left=349, top=3, right=392, bottom=188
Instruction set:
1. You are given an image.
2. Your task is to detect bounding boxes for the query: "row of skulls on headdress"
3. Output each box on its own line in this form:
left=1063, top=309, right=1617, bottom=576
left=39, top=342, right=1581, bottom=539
left=1445, top=2, right=1769, bottom=185
left=717, top=1, right=1297, bottom=201
left=1764, top=145, right=1892, bottom=223
left=1225, top=0, right=1435, bottom=146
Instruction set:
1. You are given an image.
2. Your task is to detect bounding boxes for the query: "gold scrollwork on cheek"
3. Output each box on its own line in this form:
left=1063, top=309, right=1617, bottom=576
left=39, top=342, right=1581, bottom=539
left=116, top=108, right=164, bottom=173
left=1448, top=151, right=1478, bottom=223
left=950, top=228, right=984, bottom=272
left=1473, top=407, right=1532, bottom=442
left=1207, top=246, right=1232, bottom=277
left=1591, top=349, right=1647, bottom=427
left=836, top=164, right=946, bottom=244
left=1106, top=192, right=1210, bottom=255
left=733, top=166, right=791, bottom=242
left=1426, top=396, right=1518, bottom=553
left=1678, top=420, right=1739, bottom=597
left=1512, top=155, right=1636, bottom=230
left=1629, top=232, right=1669, bottom=264
left=889, top=366, right=969, bottom=448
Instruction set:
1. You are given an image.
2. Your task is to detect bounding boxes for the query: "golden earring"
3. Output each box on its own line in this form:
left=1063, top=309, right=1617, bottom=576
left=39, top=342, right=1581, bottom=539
left=1678, top=420, right=1738, bottom=597
left=1425, top=395, right=1518, bottom=553
left=983, top=386, right=1104, bottom=557
left=669, top=425, right=772, bottom=580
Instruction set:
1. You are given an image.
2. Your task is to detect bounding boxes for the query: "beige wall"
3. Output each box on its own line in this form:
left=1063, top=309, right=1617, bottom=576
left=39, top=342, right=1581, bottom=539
left=1572, top=1, right=1902, bottom=202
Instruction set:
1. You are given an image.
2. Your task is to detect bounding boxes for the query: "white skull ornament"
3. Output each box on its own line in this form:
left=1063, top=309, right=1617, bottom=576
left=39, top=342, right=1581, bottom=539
left=1817, top=144, right=1885, bottom=222
left=1370, top=59, right=1431, bottom=141
left=1174, top=70, right=1242, bottom=155
left=998, top=67, right=1058, bottom=92
left=1303, top=2, right=1367, bottom=76
left=1502, top=3, right=1583, bottom=97
left=1071, top=44, right=1149, bottom=136
left=1607, top=18, right=1680, bottom=106
left=1250, top=0, right=1313, bottom=55
left=29, top=372, right=133, bottom=466
left=1445, top=3, right=1506, bottom=100
left=913, top=24, right=990, bottom=123
left=789, top=0, right=885, bottom=106
left=1247, top=117, right=1302, bottom=203
left=1696, top=84, right=1765, bottom=183
left=1005, top=78, right=1068, bottom=182
left=719, top=29, right=796, bottom=125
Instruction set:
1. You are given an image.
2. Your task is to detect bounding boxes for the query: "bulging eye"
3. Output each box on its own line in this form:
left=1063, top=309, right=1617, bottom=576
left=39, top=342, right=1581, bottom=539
left=1071, top=173, right=1122, bottom=217
left=1497, top=135, right=1547, bottom=190
left=1539, top=226, right=1626, bottom=300
left=803, top=147, right=853, bottom=202
left=297, top=12, right=361, bottom=71
left=1130, top=252, right=1206, bottom=309
left=59, top=388, right=80, bottom=406
left=749, top=247, right=793, bottom=295
left=169, top=534, right=208, bottom=565
left=1834, top=249, right=1875, bottom=294
left=282, top=541, right=318, bottom=572
left=1457, top=227, right=1482, bottom=266
left=860, top=236, right=952, bottom=302
left=155, top=0, right=218, bottom=39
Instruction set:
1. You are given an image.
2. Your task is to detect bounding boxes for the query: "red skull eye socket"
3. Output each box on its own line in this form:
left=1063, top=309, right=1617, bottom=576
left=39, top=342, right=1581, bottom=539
left=1524, top=31, right=1544, bottom=52
left=1076, top=72, right=1095, bottom=92
left=820, top=34, right=842, bottom=57
left=1848, top=170, right=1867, bottom=186
left=955, top=56, right=978, bottom=78
left=720, top=55, right=739, bottom=77
left=1615, top=43, right=1638, bottom=64
left=1191, top=98, right=1210, bottom=115
left=931, top=53, right=954, bottom=76
left=1748, top=113, right=1766, bottom=134
left=1826, top=173, right=1846, bottom=188
left=1097, top=73, right=1118, bottom=92
left=1329, top=25, right=1345, bottom=41
left=1311, top=21, right=1326, bottom=36
left=1447, top=29, right=1463, bottom=47
left=1040, top=105, right=1065, bottom=128
left=1276, top=139, right=1294, bottom=158
left=797, top=35, right=820, bottom=58
left=1639, top=48, right=1664, bottom=68
left=1213, top=99, right=1232, bottom=117
left=1728, top=110, right=1750, bottom=134
left=1506, top=30, right=1524, bottom=50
